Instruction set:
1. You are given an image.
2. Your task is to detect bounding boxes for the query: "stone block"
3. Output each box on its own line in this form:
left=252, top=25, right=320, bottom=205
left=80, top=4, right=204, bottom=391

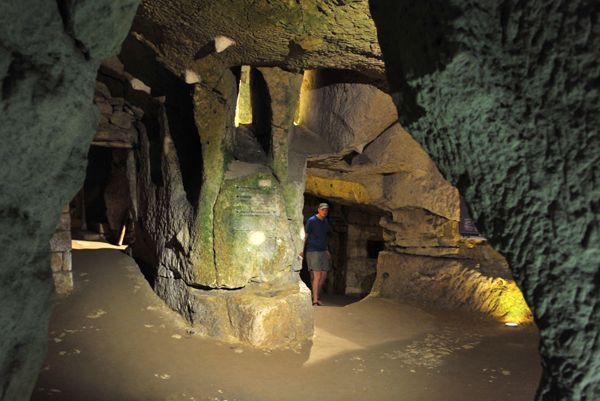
left=58, top=210, right=71, bottom=231
left=371, top=251, right=531, bottom=324
left=226, top=282, right=313, bottom=349
left=109, top=110, right=134, bottom=129
left=157, top=276, right=313, bottom=349
left=297, top=80, right=397, bottom=155
left=96, top=100, right=113, bottom=116
left=381, top=210, right=460, bottom=249
left=50, top=253, right=63, bottom=273
left=213, top=162, right=295, bottom=288
left=52, top=272, right=74, bottom=297
left=49, top=231, right=71, bottom=252
left=95, top=81, right=112, bottom=99
left=62, top=251, right=72, bottom=272
left=188, top=289, right=236, bottom=340
left=95, top=122, right=137, bottom=144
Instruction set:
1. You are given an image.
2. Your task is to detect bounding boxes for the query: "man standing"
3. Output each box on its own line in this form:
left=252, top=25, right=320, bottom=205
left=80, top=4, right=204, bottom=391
left=301, top=203, right=331, bottom=306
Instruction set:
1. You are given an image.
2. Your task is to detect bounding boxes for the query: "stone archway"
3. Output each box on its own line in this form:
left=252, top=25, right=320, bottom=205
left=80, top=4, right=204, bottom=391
left=296, top=70, right=531, bottom=324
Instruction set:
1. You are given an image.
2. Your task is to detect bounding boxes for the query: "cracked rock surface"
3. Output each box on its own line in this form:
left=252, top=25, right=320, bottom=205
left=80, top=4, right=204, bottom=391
left=370, top=0, right=600, bottom=398
left=0, top=1, right=138, bottom=400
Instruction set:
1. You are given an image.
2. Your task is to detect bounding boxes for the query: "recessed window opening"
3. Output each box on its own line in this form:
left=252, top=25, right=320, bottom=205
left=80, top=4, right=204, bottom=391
left=367, top=240, right=385, bottom=259
left=233, top=65, right=272, bottom=163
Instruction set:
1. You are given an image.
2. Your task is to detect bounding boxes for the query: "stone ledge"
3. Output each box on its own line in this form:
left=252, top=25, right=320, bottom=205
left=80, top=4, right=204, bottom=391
left=371, top=251, right=532, bottom=324
left=156, top=276, right=314, bottom=349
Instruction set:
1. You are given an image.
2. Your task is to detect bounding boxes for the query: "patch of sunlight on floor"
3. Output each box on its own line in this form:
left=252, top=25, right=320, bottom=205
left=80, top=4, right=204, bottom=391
left=303, top=326, right=365, bottom=366
left=71, top=239, right=127, bottom=250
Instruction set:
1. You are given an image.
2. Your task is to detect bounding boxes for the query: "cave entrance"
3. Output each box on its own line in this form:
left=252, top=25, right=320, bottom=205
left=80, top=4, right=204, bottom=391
left=302, top=194, right=386, bottom=302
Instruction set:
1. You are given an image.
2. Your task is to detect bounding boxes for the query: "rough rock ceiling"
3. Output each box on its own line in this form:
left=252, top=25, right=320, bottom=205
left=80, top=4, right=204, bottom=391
left=133, top=0, right=384, bottom=77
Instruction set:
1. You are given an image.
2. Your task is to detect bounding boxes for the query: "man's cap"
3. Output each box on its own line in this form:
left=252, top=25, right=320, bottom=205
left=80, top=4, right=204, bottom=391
left=318, top=202, right=329, bottom=210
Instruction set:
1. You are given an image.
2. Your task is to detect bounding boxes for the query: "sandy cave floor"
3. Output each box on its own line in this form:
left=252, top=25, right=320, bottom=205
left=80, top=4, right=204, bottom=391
left=31, top=249, right=541, bottom=401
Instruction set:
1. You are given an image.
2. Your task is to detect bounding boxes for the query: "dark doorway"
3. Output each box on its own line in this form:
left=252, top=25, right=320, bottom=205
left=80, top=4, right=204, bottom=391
left=302, top=194, right=385, bottom=298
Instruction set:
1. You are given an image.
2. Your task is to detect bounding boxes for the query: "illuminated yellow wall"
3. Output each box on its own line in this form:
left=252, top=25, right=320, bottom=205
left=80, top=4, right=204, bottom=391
left=305, top=175, right=370, bottom=204
left=234, top=65, right=253, bottom=127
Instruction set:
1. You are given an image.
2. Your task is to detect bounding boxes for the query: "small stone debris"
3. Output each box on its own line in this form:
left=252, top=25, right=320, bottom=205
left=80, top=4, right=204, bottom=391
left=231, top=347, right=244, bottom=354
left=171, top=334, right=183, bottom=340
left=86, top=309, right=107, bottom=319
left=58, top=348, right=81, bottom=356
left=53, top=338, right=62, bottom=343
left=381, top=330, right=482, bottom=370
left=154, top=373, right=171, bottom=380
left=501, top=369, right=511, bottom=376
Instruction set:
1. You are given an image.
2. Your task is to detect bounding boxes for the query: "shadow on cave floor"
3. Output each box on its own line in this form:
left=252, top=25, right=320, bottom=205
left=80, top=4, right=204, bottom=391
left=32, top=250, right=541, bottom=401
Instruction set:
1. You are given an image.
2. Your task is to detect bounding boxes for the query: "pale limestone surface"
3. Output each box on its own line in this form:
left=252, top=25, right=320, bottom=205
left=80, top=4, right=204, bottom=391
left=371, top=251, right=531, bottom=324
left=297, top=77, right=398, bottom=154
left=214, top=162, right=296, bottom=287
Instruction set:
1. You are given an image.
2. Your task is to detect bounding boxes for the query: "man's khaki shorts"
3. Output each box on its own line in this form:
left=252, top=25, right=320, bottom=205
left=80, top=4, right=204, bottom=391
left=306, top=251, right=331, bottom=272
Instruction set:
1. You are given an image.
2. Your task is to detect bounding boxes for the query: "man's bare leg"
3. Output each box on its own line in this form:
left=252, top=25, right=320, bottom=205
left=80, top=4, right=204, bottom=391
left=312, top=271, right=323, bottom=304
left=319, top=271, right=328, bottom=299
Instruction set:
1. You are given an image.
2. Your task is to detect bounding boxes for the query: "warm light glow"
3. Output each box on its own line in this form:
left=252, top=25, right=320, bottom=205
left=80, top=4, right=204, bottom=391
left=71, top=240, right=127, bottom=250
left=214, top=35, right=236, bottom=53
left=248, top=231, right=266, bottom=246
left=305, top=175, right=370, bottom=204
left=184, top=69, right=200, bottom=84
left=234, top=65, right=252, bottom=127
left=496, top=280, right=533, bottom=325
left=293, top=70, right=313, bottom=126
left=505, top=322, right=519, bottom=327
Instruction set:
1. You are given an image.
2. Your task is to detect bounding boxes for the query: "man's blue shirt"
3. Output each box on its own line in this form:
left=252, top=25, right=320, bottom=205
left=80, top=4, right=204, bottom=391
left=304, top=214, right=329, bottom=252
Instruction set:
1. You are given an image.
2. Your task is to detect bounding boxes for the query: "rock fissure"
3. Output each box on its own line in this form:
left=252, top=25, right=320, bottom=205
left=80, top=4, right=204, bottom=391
left=54, top=0, right=91, bottom=59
